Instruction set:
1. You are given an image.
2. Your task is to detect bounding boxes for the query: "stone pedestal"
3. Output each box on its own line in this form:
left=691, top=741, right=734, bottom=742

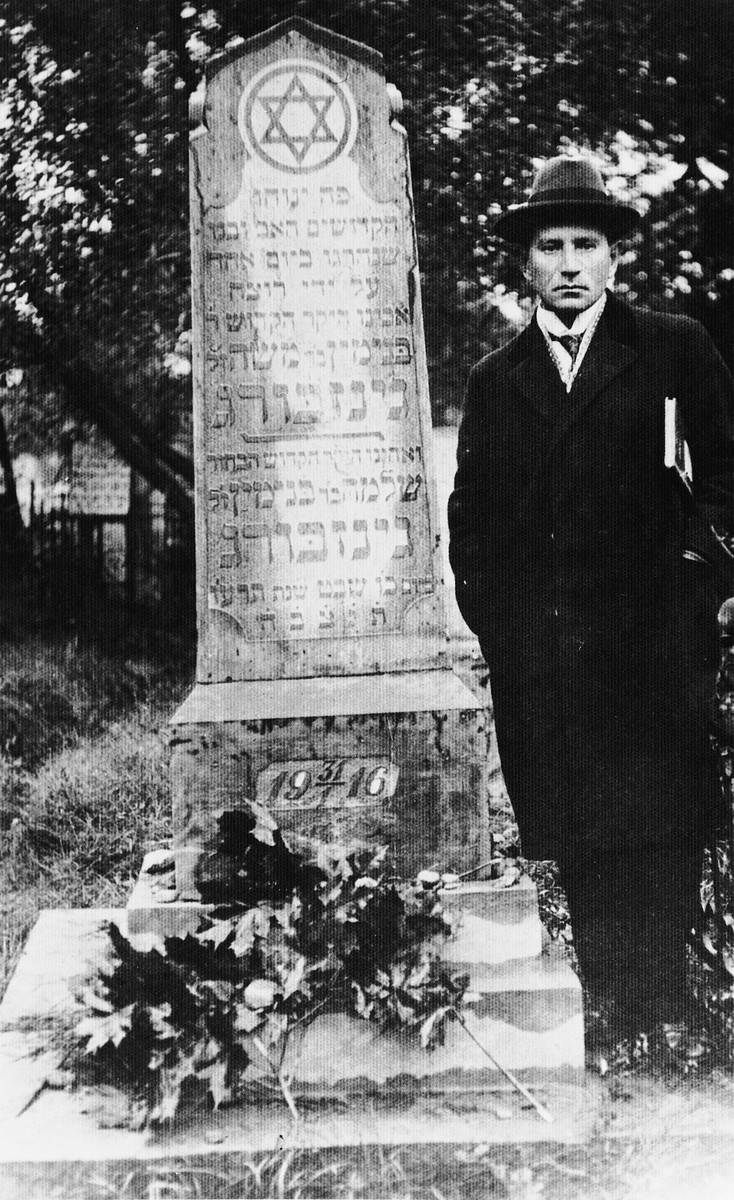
left=129, top=873, right=584, bottom=1090
left=272, top=877, right=584, bottom=1091
left=168, top=693, right=492, bottom=902
left=0, top=911, right=597, bottom=1176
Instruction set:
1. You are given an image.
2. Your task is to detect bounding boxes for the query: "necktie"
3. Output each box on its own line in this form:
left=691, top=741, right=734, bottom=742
left=551, top=332, right=582, bottom=363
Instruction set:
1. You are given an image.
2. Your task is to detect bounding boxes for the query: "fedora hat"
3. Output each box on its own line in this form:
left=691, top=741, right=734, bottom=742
left=494, top=156, right=641, bottom=244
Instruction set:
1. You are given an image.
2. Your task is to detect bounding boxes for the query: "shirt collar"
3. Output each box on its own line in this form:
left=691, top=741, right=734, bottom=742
left=536, top=291, right=607, bottom=340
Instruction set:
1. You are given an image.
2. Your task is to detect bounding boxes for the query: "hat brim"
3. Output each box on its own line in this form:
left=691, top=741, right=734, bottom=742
left=494, top=199, right=641, bottom=245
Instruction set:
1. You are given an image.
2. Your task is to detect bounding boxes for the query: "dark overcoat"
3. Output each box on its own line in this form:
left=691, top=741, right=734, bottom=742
left=448, top=292, right=734, bottom=862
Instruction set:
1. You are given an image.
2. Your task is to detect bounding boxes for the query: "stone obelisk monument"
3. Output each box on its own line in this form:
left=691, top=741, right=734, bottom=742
left=166, top=17, right=492, bottom=898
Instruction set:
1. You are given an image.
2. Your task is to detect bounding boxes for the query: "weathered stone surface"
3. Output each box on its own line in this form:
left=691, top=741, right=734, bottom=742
left=440, top=878, right=545, bottom=967
left=67, top=433, right=131, bottom=517
left=127, top=875, right=545, bottom=963
left=170, top=706, right=493, bottom=898
left=282, top=946, right=584, bottom=1089
left=0, top=910, right=591, bottom=1164
left=190, top=19, right=447, bottom=683
left=0, top=1083, right=599, bottom=1174
left=154, top=16, right=492, bottom=898
left=0, top=909, right=117, bottom=1028
left=172, top=668, right=482, bottom=721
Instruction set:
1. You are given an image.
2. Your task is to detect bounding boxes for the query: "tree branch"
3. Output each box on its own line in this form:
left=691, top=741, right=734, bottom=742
left=5, top=285, right=195, bottom=510
left=166, top=0, right=202, bottom=96
left=54, top=355, right=195, bottom=520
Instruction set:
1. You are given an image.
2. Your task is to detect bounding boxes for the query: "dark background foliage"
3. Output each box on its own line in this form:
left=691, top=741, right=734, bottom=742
left=0, top=0, right=733, bottom=521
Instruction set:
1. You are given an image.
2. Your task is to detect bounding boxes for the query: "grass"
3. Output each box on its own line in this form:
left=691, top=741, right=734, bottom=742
left=3, top=1132, right=734, bottom=1199
left=0, top=716, right=172, bottom=991
left=0, top=623, right=191, bottom=998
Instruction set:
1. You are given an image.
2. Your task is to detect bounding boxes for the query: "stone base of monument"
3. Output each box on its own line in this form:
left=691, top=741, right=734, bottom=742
left=129, top=869, right=542, bottom=949
left=4, top=881, right=581, bottom=1091
left=278, top=940, right=582, bottom=1089
left=0, top=910, right=595, bottom=1172
left=127, top=875, right=583, bottom=1088
left=165, top=676, right=495, bottom=902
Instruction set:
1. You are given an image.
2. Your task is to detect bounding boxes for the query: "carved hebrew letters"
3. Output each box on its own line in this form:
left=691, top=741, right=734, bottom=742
left=193, top=28, right=440, bottom=660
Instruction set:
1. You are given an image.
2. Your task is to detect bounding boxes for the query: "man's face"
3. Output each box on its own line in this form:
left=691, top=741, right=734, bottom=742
left=525, top=224, right=614, bottom=319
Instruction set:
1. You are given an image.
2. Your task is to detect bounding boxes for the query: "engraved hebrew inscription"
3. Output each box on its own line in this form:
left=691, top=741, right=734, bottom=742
left=194, top=31, right=440, bottom=652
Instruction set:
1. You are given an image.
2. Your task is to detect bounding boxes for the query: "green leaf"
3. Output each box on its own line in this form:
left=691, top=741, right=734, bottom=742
left=722, top=944, right=734, bottom=979
left=419, top=1008, right=446, bottom=1046
left=315, top=843, right=354, bottom=880
left=232, top=907, right=272, bottom=956
left=151, top=1068, right=185, bottom=1124
left=279, top=954, right=306, bottom=999
left=77, top=986, right=114, bottom=1015
left=259, top=1012, right=288, bottom=1049
left=273, top=897, right=301, bottom=930
left=393, top=998, right=418, bottom=1024
left=196, top=918, right=237, bottom=950
left=390, top=964, right=408, bottom=988
left=76, top=1003, right=135, bottom=1054
left=405, top=960, right=432, bottom=989
left=248, top=800, right=279, bottom=847
left=351, top=983, right=374, bottom=1020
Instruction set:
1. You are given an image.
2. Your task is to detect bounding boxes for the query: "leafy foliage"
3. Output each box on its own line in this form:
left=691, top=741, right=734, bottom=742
left=74, top=804, right=469, bottom=1125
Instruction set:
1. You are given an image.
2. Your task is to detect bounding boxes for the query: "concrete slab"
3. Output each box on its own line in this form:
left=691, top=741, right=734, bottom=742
left=127, top=876, right=203, bottom=939
left=128, top=875, right=547, bottom=968
left=283, top=940, right=583, bottom=1091
left=171, top=671, right=483, bottom=723
left=0, top=909, right=119, bottom=1027
left=0, top=1081, right=598, bottom=1167
left=0, top=907, right=597, bottom=1178
left=440, top=877, right=544, bottom=965
left=1, top=908, right=582, bottom=1099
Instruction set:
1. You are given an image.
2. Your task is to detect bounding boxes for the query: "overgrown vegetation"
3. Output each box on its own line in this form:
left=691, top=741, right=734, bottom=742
left=0, top=625, right=189, bottom=997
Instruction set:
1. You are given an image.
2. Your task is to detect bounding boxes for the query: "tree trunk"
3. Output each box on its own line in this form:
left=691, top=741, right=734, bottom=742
left=55, top=357, right=195, bottom=525
left=17, top=305, right=196, bottom=524
left=0, top=400, right=30, bottom=565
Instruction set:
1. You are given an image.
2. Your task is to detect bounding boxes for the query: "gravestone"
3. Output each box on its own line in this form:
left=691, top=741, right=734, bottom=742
left=67, top=435, right=131, bottom=518
left=65, top=434, right=131, bottom=587
left=157, top=17, right=496, bottom=903
left=127, top=16, right=584, bottom=1093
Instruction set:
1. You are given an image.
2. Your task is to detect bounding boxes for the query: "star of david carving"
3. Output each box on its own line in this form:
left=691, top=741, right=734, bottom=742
left=258, top=73, right=337, bottom=165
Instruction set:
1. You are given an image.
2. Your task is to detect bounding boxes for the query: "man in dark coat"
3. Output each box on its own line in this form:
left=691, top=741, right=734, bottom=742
left=448, top=157, right=734, bottom=1051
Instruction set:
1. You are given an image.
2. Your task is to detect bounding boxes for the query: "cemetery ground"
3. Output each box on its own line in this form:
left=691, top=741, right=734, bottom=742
left=1, top=608, right=734, bottom=1199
